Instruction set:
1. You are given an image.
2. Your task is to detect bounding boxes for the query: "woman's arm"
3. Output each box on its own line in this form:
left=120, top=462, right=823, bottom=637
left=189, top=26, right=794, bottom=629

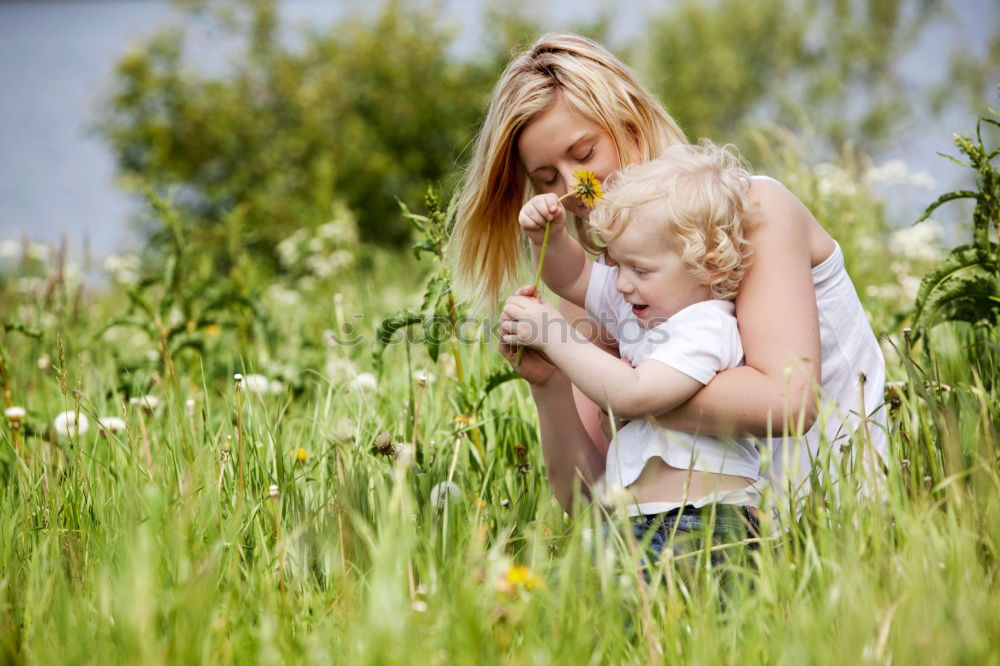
left=654, top=179, right=823, bottom=438
left=498, top=288, right=605, bottom=512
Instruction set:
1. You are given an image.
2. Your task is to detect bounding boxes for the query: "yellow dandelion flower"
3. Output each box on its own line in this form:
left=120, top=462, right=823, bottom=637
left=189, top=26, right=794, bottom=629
left=505, top=565, right=542, bottom=590
left=291, top=447, right=308, bottom=462
left=454, top=413, right=471, bottom=427
left=568, top=169, right=604, bottom=208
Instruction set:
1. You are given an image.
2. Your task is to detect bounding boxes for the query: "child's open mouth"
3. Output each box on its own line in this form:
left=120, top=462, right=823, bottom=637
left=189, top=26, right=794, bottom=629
left=631, top=304, right=649, bottom=316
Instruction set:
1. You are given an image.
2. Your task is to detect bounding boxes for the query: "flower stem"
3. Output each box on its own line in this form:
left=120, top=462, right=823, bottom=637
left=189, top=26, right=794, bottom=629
left=515, top=195, right=564, bottom=366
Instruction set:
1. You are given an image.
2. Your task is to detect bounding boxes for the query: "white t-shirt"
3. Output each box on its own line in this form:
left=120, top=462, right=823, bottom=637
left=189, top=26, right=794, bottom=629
left=585, top=262, right=762, bottom=514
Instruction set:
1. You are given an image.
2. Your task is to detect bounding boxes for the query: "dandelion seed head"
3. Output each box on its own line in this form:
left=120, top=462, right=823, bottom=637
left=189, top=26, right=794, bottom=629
left=5, top=406, right=26, bottom=420
left=185, top=399, right=195, bottom=415
left=395, top=442, right=416, bottom=468
left=129, top=395, right=160, bottom=413
left=413, top=369, right=434, bottom=387
left=37, top=354, right=51, bottom=370
left=242, top=373, right=270, bottom=394
left=429, top=481, right=461, bottom=508
left=98, top=416, right=126, bottom=434
left=53, top=410, right=89, bottom=438
left=349, top=372, right=377, bottom=393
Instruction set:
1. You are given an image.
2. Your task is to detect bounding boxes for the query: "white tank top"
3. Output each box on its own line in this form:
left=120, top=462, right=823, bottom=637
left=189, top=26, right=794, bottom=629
left=765, top=238, right=888, bottom=504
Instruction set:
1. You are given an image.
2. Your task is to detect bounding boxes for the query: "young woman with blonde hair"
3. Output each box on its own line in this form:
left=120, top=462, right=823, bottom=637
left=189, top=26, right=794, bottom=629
left=450, top=33, right=886, bottom=549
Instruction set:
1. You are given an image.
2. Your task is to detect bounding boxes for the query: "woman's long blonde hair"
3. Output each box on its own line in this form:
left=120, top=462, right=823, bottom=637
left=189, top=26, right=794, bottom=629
left=449, top=33, right=687, bottom=311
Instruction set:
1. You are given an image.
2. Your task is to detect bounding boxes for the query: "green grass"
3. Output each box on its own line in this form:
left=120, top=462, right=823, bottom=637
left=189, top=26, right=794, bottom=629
left=1, top=217, right=999, bottom=664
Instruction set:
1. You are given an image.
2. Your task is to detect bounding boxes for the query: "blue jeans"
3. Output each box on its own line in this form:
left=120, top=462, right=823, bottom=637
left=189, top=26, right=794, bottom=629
left=604, top=503, right=760, bottom=580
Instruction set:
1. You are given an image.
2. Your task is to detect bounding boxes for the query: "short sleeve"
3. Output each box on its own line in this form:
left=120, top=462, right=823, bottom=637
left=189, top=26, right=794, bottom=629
left=585, top=262, right=631, bottom=333
left=643, top=302, right=743, bottom=384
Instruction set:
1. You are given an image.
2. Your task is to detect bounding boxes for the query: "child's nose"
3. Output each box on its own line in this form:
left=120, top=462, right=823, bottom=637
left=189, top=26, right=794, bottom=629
left=615, top=272, right=633, bottom=294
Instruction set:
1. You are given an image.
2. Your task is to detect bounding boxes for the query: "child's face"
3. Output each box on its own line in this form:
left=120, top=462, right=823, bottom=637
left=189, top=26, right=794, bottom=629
left=605, top=211, right=712, bottom=329
left=518, top=95, right=636, bottom=220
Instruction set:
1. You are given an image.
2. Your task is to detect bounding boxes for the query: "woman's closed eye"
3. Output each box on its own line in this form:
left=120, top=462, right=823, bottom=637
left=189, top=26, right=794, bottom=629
left=574, top=146, right=595, bottom=163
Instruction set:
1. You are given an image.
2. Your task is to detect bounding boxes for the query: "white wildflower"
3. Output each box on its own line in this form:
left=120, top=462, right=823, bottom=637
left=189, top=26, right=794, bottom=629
left=27, top=243, right=49, bottom=262
left=307, top=236, right=325, bottom=254
left=37, top=354, right=51, bottom=370
left=97, top=416, right=126, bottom=434
left=349, top=372, right=377, bottom=394
left=264, top=283, right=302, bottom=308
left=411, top=600, right=428, bottom=613
left=53, top=410, right=89, bottom=438
left=185, top=399, right=196, bottom=415
left=268, top=484, right=280, bottom=499
left=891, top=220, right=943, bottom=262
left=429, top=481, right=461, bottom=508
left=815, top=163, right=858, bottom=199
left=0, top=240, right=20, bottom=259
left=867, top=159, right=936, bottom=189
left=268, top=380, right=284, bottom=395
left=15, top=277, right=43, bottom=294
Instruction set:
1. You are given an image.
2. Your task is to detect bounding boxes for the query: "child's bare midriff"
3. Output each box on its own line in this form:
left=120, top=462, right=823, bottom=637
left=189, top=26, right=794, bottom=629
left=627, top=456, right=754, bottom=504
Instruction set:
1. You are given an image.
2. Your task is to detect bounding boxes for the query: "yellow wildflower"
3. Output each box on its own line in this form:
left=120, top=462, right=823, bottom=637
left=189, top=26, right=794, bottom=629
left=291, top=447, right=308, bottom=462
left=568, top=169, right=604, bottom=208
left=505, top=565, right=542, bottom=590
left=454, top=413, right=471, bottom=427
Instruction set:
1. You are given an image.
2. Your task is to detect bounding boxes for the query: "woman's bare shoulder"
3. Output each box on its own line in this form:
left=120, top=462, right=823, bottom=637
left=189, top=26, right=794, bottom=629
left=747, top=176, right=834, bottom=266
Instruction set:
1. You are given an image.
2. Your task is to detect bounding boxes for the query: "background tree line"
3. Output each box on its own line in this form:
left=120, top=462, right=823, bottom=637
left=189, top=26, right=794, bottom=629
left=96, top=0, right=998, bottom=266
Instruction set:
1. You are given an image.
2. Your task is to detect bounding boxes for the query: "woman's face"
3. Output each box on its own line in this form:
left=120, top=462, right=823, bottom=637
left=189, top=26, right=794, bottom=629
left=517, top=95, right=636, bottom=220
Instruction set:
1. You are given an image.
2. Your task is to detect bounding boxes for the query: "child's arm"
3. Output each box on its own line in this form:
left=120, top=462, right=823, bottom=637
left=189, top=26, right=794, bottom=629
left=503, top=295, right=702, bottom=421
left=519, top=194, right=592, bottom=308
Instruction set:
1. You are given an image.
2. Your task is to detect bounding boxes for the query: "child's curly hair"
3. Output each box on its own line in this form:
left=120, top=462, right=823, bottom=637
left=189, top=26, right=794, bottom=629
left=588, top=141, right=756, bottom=301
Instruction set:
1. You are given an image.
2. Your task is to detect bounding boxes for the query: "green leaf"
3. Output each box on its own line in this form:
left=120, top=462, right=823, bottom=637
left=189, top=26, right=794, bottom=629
left=420, top=273, right=450, bottom=322
left=95, top=316, right=158, bottom=341
left=373, top=310, right=422, bottom=368
left=912, top=244, right=1000, bottom=336
left=411, top=239, right=437, bottom=260
left=915, top=190, right=978, bottom=224
left=3, top=323, right=42, bottom=339
left=473, top=368, right=522, bottom=412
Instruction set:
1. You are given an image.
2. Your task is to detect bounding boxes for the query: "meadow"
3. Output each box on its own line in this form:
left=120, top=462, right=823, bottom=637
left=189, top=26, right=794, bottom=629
left=2, top=110, right=1000, bottom=665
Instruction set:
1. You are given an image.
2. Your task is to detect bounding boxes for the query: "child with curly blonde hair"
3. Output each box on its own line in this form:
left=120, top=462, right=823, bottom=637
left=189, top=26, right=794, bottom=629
left=502, top=141, right=763, bottom=522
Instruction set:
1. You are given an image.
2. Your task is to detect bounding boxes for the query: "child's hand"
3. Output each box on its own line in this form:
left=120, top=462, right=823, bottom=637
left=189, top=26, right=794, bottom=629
left=519, top=193, right=566, bottom=245
left=498, top=286, right=562, bottom=386
left=501, top=292, right=563, bottom=351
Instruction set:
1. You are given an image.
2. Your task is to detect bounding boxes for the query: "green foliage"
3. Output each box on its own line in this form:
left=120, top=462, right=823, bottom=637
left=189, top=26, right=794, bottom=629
left=97, top=0, right=493, bottom=256
left=97, top=188, right=268, bottom=391
left=641, top=0, right=945, bottom=152
left=911, top=113, right=1000, bottom=337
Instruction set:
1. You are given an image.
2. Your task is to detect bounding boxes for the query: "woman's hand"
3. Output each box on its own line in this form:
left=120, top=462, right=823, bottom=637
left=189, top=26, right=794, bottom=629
left=518, top=193, right=566, bottom=245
